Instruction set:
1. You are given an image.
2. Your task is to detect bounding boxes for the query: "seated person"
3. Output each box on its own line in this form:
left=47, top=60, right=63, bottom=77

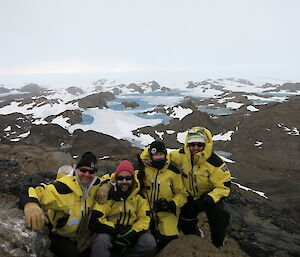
left=21, top=152, right=101, bottom=257
left=89, top=160, right=156, bottom=257
left=138, top=141, right=187, bottom=249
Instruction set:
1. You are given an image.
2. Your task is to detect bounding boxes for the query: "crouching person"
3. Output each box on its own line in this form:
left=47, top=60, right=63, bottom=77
left=89, top=160, right=156, bottom=257
left=21, top=152, right=100, bottom=257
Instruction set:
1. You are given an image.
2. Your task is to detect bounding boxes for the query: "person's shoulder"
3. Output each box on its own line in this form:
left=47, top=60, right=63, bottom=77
left=206, top=152, right=224, bottom=167
left=167, top=163, right=181, bottom=174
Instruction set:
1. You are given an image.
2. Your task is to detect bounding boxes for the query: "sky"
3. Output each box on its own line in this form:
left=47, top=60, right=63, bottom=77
left=0, top=0, right=300, bottom=86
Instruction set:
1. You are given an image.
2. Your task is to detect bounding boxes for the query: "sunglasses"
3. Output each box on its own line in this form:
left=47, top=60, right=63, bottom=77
left=79, top=168, right=97, bottom=174
left=117, top=176, right=133, bottom=181
left=188, top=143, right=205, bottom=147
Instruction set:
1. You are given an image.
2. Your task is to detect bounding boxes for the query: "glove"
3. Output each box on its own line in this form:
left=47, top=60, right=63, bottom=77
left=94, top=183, right=112, bottom=204
left=153, top=199, right=176, bottom=214
left=202, top=194, right=215, bottom=208
left=113, top=228, right=138, bottom=254
left=24, top=202, right=47, bottom=231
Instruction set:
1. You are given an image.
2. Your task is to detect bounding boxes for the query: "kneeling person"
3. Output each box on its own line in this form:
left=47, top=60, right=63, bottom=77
left=89, top=160, right=156, bottom=257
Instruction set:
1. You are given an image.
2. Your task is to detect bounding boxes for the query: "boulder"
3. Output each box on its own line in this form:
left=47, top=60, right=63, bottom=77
left=0, top=194, right=51, bottom=257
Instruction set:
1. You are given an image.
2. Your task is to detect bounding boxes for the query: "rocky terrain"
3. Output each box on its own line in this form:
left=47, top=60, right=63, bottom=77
left=0, top=78, right=299, bottom=256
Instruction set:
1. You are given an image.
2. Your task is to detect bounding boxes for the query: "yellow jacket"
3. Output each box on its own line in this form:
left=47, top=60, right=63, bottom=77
left=139, top=147, right=187, bottom=236
left=89, top=172, right=151, bottom=234
left=140, top=146, right=187, bottom=209
left=169, top=127, right=231, bottom=203
left=26, top=171, right=101, bottom=240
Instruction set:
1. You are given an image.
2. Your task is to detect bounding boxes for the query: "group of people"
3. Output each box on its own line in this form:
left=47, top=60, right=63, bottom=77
left=21, top=126, right=231, bottom=257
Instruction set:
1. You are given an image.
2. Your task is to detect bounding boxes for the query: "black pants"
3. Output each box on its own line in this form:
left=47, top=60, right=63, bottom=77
left=178, top=197, right=230, bottom=247
left=49, top=233, right=90, bottom=257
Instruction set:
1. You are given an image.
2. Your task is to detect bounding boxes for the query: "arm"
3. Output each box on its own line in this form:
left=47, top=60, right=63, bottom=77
left=131, top=195, right=151, bottom=233
left=208, top=163, right=231, bottom=203
left=89, top=202, right=116, bottom=235
left=170, top=172, right=188, bottom=208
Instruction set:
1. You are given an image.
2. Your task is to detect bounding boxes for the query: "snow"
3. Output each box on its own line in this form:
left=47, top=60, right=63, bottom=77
left=277, top=123, right=300, bottom=136
left=51, top=116, right=70, bottom=129
left=255, top=141, right=263, bottom=148
left=99, top=156, right=110, bottom=160
left=177, top=131, right=188, bottom=144
left=226, top=102, right=244, bottom=110
left=213, top=131, right=234, bottom=141
left=232, top=181, right=268, bottom=199
left=170, top=106, right=193, bottom=120
left=4, top=126, right=11, bottom=132
left=166, top=130, right=175, bottom=134
left=217, top=96, right=235, bottom=104
left=155, top=130, right=164, bottom=140
left=247, top=105, right=259, bottom=112
left=219, top=155, right=235, bottom=163
left=18, top=131, right=30, bottom=138
left=10, top=138, right=20, bottom=142
left=133, top=133, right=155, bottom=146
left=69, top=108, right=161, bottom=140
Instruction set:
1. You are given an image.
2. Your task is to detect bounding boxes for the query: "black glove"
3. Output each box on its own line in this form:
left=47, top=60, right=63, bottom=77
left=202, top=194, right=215, bottom=208
left=114, top=226, right=139, bottom=246
left=153, top=199, right=176, bottom=214
left=113, top=226, right=138, bottom=255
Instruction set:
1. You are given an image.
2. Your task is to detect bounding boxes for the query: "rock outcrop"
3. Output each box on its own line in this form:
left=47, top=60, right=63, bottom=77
left=0, top=194, right=51, bottom=257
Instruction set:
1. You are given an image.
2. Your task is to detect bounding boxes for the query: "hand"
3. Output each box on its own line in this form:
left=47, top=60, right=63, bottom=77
left=94, top=183, right=112, bottom=204
left=153, top=199, right=176, bottom=214
left=113, top=228, right=137, bottom=255
left=202, top=194, right=215, bottom=208
left=24, top=202, right=47, bottom=231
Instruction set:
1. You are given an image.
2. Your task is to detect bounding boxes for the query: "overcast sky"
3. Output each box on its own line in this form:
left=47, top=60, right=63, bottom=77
left=0, top=0, right=299, bottom=85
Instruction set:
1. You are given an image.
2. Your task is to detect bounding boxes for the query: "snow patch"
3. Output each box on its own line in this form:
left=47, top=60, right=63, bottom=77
left=170, top=106, right=193, bottom=121
left=232, top=182, right=268, bottom=199
left=255, top=141, right=263, bottom=148
left=155, top=130, right=164, bottom=140
left=247, top=105, right=259, bottom=112
left=166, top=130, right=175, bottom=134
left=226, top=102, right=244, bottom=110
left=213, top=131, right=234, bottom=141
left=277, top=123, right=300, bottom=136
left=177, top=131, right=188, bottom=144
left=4, top=126, right=11, bottom=132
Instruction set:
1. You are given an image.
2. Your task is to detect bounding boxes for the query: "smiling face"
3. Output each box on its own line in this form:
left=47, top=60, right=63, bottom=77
left=77, top=166, right=96, bottom=185
left=188, top=142, right=205, bottom=156
left=116, top=170, right=133, bottom=192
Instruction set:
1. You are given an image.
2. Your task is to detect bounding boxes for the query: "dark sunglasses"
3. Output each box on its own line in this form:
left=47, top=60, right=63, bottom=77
left=117, top=176, right=133, bottom=181
left=79, top=168, right=97, bottom=174
left=188, top=143, right=205, bottom=147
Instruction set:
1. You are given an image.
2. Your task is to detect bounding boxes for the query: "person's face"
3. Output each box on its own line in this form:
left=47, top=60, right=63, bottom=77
left=151, top=152, right=166, bottom=161
left=77, top=166, right=96, bottom=185
left=116, top=170, right=133, bottom=192
left=189, top=142, right=205, bottom=156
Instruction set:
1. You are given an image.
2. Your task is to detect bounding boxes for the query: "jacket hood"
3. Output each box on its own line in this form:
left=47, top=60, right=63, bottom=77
left=140, top=145, right=170, bottom=171
left=184, top=126, right=213, bottom=164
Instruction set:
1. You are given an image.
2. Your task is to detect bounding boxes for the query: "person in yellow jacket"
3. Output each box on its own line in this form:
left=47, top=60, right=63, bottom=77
left=169, top=127, right=231, bottom=248
left=21, top=152, right=101, bottom=257
left=138, top=140, right=187, bottom=249
left=89, top=160, right=156, bottom=257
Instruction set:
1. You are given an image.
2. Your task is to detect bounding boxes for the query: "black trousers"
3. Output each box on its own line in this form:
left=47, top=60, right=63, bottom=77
left=178, top=197, right=230, bottom=247
left=49, top=233, right=90, bottom=257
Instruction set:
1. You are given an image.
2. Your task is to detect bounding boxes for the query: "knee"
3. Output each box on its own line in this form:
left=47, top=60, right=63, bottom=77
left=93, top=233, right=112, bottom=247
left=138, top=233, right=157, bottom=251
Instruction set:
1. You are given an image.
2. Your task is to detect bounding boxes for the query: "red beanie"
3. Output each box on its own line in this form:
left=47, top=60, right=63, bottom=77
left=115, top=160, right=135, bottom=177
